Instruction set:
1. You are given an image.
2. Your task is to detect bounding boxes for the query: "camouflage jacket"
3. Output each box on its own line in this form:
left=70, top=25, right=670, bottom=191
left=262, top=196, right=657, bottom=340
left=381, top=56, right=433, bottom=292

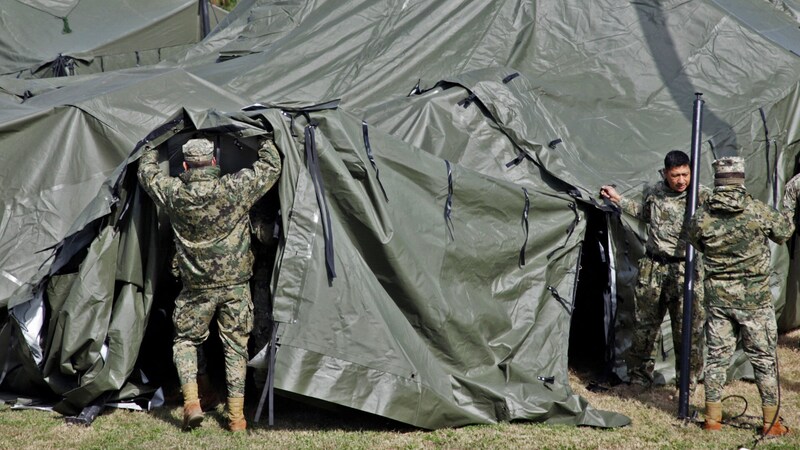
left=138, top=140, right=281, bottom=290
left=619, top=182, right=710, bottom=259
left=687, top=185, right=796, bottom=308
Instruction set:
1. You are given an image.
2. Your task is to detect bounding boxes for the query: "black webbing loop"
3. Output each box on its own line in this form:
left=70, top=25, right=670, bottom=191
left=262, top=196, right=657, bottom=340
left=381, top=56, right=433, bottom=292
left=458, top=93, right=477, bottom=109
left=548, top=138, right=563, bottom=149
left=407, top=79, right=422, bottom=96
left=565, top=201, right=580, bottom=237
left=502, top=72, right=520, bottom=84
left=759, top=107, right=779, bottom=207
left=62, top=17, right=72, bottom=34
left=505, top=149, right=527, bottom=168
left=444, top=160, right=455, bottom=241
left=519, top=187, right=530, bottom=267
left=361, top=121, right=389, bottom=202
left=546, top=285, right=572, bottom=314
left=254, top=323, right=280, bottom=425
left=305, top=123, right=336, bottom=281
left=135, top=51, right=140, bottom=67
left=546, top=202, right=580, bottom=260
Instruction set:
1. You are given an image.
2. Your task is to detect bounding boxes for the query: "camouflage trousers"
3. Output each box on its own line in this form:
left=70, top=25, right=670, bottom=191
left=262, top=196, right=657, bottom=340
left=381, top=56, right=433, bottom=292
left=628, top=257, right=705, bottom=386
left=173, top=283, right=254, bottom=398
left=704, top=306, right=778, bottom=405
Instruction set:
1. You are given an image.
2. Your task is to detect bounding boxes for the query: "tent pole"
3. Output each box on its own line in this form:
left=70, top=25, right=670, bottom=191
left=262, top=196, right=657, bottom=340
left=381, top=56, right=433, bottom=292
left=678, top=93, right=704, bottom=419
left=199, top=0, right=211, bottom=38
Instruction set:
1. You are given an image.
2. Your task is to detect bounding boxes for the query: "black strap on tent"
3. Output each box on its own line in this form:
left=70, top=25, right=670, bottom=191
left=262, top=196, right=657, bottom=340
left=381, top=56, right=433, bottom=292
left=502, top=72, right=520, bottom=84
left=505, top=149, right=528, bottom=168
left=519, top=187, right=530, bottom=267
left=407, top=79, right=422, bottom=96
left=506, top=139, right=561, bottom=168
left=361, top=121, right=389, bottom=202
left=444, top=160, right=455, bottom=241
left=273, top=210, right=282, bottom=241
left=759, top=107, right=779, bottom=207
left=255, top=322, right=280, bottom=425
left=135, top=51, right=140, bottom=67
left=546, top=202, right=580, bottom=259
left=62, top=17, right=72, bottom=34
left=546, top=285, right=572, bottom=314
left=458, top=92, right=477, bottom=109
left=305, top=122, right=337, bottom=281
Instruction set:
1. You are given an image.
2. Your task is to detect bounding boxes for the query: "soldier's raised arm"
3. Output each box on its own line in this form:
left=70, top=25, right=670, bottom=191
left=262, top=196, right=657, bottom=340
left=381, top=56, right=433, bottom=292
left=137, top=146, right=179, bottom=208
left=600, top=184, right=649, bottom=221
left=221, top=137, right=282, bottom=207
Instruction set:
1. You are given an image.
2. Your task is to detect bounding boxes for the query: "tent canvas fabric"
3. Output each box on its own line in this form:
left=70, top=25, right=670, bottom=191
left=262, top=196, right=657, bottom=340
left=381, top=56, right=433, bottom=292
left=0, top=0, right=227, bottom=78
left=0, top=0, right=799, bottom=429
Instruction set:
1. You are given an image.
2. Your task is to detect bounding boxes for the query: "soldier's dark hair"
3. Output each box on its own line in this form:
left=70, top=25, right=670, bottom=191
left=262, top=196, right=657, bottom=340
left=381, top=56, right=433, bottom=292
left=664, top=150, right=690, bottom=170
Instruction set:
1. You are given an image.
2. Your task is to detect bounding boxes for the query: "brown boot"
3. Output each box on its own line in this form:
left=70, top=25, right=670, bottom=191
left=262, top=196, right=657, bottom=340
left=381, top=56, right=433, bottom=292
left=197, top=373, right=221, bottom=411
left=762, top=405, right=790, bottom=437
left=181, top=383, right=204, bottom=431
left=703, top=401, right=722, bottom=431
left=228, top=397, right=247, bottom=432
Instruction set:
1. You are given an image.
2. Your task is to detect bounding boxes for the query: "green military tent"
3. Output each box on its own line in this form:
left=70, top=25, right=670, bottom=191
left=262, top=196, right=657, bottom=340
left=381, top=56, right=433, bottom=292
left=0, top=0, right=227, bottom=78
left=1, top=0, right=799, bottom=429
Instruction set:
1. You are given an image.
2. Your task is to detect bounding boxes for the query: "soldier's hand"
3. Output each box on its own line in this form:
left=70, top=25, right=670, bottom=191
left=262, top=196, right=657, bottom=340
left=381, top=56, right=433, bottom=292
left=600, top=185, right=621, bottom=204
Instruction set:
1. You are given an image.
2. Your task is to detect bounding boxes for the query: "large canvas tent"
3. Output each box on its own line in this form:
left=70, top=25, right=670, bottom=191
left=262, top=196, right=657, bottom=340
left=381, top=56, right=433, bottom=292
left=0, top=0, right=799, bottom=429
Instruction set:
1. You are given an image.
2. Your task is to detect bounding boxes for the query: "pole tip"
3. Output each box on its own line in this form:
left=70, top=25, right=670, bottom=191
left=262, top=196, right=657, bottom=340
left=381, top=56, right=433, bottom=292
left=695, top=92, right=703, bottom=97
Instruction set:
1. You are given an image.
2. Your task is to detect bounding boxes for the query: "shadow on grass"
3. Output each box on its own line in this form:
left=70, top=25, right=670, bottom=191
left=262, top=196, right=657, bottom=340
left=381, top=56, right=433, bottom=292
left=244, top=392, right=417, bottom=433
left=571, top=367, right=695, bottom=418
left=145, top=389, right=417, bottom=433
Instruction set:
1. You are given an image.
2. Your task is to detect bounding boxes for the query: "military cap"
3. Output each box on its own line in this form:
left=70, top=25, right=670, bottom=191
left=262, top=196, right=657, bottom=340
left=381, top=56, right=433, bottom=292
left=713, top=156, right=745, bottom=186
left=182, top=138, right=214, bottom=163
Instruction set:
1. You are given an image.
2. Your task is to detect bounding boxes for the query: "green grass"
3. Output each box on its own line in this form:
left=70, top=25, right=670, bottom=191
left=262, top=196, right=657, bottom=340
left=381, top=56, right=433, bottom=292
left=3, top=330, right=800, bottom=449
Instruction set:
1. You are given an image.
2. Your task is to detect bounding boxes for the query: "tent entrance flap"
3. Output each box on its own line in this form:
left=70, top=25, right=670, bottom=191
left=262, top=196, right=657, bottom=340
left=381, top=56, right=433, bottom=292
left=569, top=207, right=616, bottom=382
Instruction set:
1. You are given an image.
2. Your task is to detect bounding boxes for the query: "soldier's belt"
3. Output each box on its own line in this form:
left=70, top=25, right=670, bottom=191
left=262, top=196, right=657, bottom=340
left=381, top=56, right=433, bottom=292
left=645, top=251, right=683, bottom=264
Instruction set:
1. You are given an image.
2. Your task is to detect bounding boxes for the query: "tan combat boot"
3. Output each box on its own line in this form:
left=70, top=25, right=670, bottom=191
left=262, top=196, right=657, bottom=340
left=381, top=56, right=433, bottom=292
left=181, top=382, right=204, bottom=431
left=703, top=401, right=722, bottom=431
left=228, top=397, right=247, bottom=432
left=762, top=405, right=790, bottom=437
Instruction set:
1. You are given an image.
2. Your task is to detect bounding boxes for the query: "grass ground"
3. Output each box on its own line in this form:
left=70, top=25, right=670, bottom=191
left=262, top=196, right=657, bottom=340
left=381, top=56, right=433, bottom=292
left=2, top=330, right=800, bottom=449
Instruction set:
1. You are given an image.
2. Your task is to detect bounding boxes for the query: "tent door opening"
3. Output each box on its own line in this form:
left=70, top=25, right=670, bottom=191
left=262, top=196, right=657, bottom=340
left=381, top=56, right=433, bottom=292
left=568, top=207, right=616, bottom=383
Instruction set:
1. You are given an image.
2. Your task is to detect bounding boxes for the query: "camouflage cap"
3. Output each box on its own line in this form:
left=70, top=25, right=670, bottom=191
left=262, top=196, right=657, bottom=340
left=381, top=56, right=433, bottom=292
left=182, top=139, right=214, bottom=163
left=713, top=156, right=745, bottom=186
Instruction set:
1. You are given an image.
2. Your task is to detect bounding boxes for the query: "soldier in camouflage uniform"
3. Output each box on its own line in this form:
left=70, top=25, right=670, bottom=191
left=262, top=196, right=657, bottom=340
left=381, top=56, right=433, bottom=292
left=138, top=137, right=281, bottom=431
left=601, top=150, right=709, bottom=389
left=688, top=157, right=799, bottom=436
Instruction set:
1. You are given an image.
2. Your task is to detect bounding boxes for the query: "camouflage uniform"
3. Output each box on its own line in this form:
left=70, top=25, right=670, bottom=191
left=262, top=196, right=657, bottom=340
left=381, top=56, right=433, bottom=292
left=687, top=159, right=800, bottom=407
left=620, top=181, right=710, bottom=386
left=138, top=138, right=281, bottom=398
